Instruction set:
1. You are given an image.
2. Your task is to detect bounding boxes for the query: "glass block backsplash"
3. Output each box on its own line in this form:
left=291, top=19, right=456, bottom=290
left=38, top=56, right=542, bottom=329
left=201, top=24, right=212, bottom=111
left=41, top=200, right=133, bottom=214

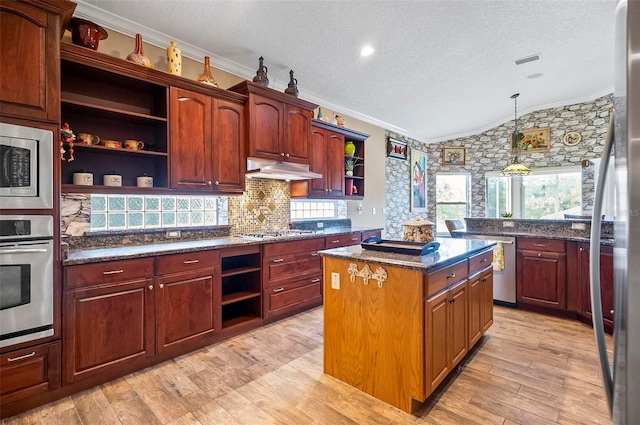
left=90, top=195, right=220, bottom=231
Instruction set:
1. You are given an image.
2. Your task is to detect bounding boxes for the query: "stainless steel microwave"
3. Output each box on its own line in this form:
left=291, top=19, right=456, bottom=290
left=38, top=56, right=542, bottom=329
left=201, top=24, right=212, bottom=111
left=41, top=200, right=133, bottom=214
left=0, top=122, right=53, bottom=209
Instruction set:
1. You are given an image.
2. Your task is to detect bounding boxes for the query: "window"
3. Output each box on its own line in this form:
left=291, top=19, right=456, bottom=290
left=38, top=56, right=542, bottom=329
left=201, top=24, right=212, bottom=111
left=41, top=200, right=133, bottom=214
left=90, top=195, right=223, bottom=231
left=435, top=174, right=470, bottom=235
left=485, top=166, right=582, bottom=219
left=290, top=201, right=336, bottom=220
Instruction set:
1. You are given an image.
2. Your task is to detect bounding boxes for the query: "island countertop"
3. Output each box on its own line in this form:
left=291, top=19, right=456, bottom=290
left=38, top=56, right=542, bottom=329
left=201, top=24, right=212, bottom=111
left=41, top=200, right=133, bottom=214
left=318, top=237, right=495, bottom=272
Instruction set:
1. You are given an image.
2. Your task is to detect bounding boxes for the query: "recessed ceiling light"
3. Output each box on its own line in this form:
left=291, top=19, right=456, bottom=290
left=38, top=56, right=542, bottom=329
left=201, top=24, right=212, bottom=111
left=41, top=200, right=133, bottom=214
left=360, top=46, right=375, bottom=57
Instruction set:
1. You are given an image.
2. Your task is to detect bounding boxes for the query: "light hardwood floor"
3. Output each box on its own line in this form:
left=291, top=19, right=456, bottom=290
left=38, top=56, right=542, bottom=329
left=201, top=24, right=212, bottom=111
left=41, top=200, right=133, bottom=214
left=2, top=306, right=613, bottom=425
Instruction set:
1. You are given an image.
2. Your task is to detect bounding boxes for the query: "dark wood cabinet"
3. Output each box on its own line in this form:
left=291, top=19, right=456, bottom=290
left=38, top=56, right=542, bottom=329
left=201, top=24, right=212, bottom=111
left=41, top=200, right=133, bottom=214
left=228, top=81, right=317, bottom=164
left=262, top=237, right=324, bottom=322
left=516, top=238, right=567, bottom=310
left=324, top=232, right=362, bottom=249
left=155, top=250, right=220, bottom=354
left=579, top=243, right=614, bottom=332
left=0, top=341, right=60, bottom=406
left=62, top=258, right=156, bottom=384
left=0, top=0, right=75, bottom=123
left=169, top=89, right=246, bottom=193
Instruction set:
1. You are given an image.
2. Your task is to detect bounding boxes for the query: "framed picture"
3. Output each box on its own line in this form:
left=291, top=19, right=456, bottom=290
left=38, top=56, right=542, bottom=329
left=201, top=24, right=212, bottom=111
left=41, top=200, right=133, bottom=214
left=442, top=147, right=466, bottom=166
left=510, top=127, right=551, bottom=154
left=387, top=137, right=408, bottom=160
left=410, top=149, right=428, bottom=212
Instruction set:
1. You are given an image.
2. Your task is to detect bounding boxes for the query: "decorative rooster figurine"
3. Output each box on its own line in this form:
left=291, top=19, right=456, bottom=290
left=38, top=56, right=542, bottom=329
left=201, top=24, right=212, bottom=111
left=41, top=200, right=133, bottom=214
left=60, top=122, right=75, bottom=161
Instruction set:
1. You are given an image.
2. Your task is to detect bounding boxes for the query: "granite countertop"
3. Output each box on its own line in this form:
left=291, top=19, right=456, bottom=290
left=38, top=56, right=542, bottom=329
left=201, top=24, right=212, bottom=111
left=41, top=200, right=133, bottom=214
left=318, top=237, right=495, bottom=272
left=64, top=227, right=383, bottom=266
left=452, top=229, right=614, bottom=246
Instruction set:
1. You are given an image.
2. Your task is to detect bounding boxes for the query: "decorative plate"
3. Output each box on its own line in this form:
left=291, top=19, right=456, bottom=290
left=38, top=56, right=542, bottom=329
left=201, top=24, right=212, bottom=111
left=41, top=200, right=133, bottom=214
left=563, top=131, right=582, bottom=146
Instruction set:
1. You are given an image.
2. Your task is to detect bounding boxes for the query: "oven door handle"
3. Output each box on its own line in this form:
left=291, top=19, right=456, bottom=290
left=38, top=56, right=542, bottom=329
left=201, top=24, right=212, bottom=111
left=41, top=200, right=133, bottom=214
left=0, top=247, right=49, bottom=254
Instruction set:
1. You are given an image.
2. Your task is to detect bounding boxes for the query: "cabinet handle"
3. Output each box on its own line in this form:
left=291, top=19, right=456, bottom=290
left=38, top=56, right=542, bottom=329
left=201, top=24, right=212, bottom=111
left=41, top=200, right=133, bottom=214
left=446, top=273, right=456, bottom=279
left=448, top=299, right=455, bottom=304
left=534, top=243, right=546, bottom=247
left=538, top=253, right=542, bottom=257
left=103, top=269, right=124, bottom=275
left=7, top=351, right=36, bottom=362
left=159, top=284, right=164, bottom=289
left=310, top=252, right=319, bottom=256
left=331, top=240, right=340, bottom=244
left=351, top=237, right=359, bottom=241
left=311, top=278, right=321, bottom=283
left=273, top=287, right=284, bottom=292
left=280, top=153, right=285, bottom=157
left=207, top=181, right=212, bottom=185
left=579, top=247, right=584, bottom=251
left=610, top=309, right=614, bottom=315
left=215, top=181, right=219, bottom=186
left=272, top=258, right=284, bottom=263
left=286, top=153, right=290, bottom=157
left=481, top=258, right=488, bottom=263
left=183, top=259, right=199, bottom=264
left=148, top=285, right=154, bottom=290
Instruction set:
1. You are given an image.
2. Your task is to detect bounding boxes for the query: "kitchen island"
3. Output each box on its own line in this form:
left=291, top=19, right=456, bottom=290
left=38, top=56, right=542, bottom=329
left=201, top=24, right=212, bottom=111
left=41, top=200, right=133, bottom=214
left=319, top=238, right=495, bottom=413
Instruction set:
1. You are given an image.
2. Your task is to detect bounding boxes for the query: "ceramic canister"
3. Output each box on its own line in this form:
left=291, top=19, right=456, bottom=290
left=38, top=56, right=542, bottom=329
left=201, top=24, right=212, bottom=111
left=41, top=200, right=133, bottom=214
left=103, top=173, right=122, bottom=187
left=137, top=175, right=153, bottom=187
left=73, top=172, right=93, bottom=186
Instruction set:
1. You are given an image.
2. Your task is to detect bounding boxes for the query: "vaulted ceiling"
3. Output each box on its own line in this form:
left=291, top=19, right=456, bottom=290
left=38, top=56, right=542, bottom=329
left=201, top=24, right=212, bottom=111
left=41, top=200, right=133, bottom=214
left=75, top=0, right=618, bottom=142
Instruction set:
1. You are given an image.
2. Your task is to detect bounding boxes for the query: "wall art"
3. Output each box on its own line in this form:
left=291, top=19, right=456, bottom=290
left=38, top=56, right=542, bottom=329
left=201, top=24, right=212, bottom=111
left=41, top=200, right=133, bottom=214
left=410, top=149, right=428, bottom=212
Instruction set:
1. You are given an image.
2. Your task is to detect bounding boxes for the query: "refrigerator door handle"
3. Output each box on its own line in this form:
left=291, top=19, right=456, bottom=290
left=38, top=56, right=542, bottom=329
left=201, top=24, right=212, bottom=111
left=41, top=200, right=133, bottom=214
left=590, top=115, right=615, bottom=413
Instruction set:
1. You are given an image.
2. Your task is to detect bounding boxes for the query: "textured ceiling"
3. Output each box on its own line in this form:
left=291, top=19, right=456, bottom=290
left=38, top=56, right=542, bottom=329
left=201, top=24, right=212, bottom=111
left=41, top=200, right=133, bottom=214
left=74, top=0, right=618, bottom=142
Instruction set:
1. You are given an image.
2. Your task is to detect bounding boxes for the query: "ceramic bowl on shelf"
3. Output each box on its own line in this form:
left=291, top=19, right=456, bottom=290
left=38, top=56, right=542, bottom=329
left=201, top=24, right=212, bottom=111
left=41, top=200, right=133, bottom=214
left=67, top=18, right=108, bottom=51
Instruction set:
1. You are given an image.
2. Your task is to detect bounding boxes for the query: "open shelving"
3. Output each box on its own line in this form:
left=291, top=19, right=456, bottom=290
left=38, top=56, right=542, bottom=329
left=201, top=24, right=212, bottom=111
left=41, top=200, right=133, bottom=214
left=220, top=246, right=262, bottom=329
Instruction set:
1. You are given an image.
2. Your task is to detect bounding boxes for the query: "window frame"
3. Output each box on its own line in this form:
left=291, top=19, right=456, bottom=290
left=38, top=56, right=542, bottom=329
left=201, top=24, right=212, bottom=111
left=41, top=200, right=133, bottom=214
left=435, top=172, right=471, bottom=236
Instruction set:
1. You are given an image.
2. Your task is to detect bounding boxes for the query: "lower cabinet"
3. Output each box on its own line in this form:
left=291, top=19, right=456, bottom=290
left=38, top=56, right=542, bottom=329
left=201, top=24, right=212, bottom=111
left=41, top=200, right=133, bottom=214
left=516, top=238, right=567, bottom=310
left=155, top=250, right=220, bottom=354
left=263, top=237, right=324, bottom=321
left=62, top=258, right=156, bottom=384
left=324, top=232, right=362, bottom=249
left=425, top=279, right=468, bottom=395
left=468, top=266, right=494, bottom=347
left=578, top=243, right=615, bottom=331
left=220, top=245, right=262, bottom=331
left=0, top=341, right=60, bottom=406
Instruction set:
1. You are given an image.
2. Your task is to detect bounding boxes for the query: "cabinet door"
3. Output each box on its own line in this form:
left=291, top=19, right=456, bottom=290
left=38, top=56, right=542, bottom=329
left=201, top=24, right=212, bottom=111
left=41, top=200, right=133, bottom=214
left=156, top=268, right=218, bottom=354
left=582, top=244, right=614, bottom=326
left=307, top=128, right=328, bottom=196
left=263, top=276, right=322, bottom=321
left=284, top=104, right=312, bottom=163
left=248, top=94, right=284, bottom=160
left=63, top=278, right=155, bottom=384
left=0, top=2, right=60, bottom=122
left=425, top=290, right=449, bottom=394
left=170, top=87, right=212, bottom=190
left=467, top=273, right=483, bottom=347
left=516, top=249, right=567, bottom=310
left=326, top=131, right=346, bottom=195
left=481, top=268, right=494, bottom=332
left=449, top=280, right=468, bottom=367
left=212, top=98, right=245, bottom=192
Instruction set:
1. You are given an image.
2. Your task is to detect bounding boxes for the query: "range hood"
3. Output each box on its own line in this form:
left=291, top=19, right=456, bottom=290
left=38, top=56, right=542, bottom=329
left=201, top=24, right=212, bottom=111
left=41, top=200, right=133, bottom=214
left=246, top=158, right=322, bottom=181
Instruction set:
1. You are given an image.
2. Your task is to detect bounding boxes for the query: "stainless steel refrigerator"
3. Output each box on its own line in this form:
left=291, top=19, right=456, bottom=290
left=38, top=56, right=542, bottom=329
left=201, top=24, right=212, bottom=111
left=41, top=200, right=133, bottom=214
left=590, top=1, right=639, bottom=423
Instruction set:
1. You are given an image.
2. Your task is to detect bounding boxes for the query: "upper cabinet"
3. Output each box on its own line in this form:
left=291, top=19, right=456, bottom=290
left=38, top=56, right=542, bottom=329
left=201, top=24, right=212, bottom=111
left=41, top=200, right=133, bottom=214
left=228, top=81, right=317, bottom=164
left=59, top=43, right=246, bottom=195
left=291, top=120, right=369, bottom=199
left=169, top=87, right=245, bottom=193
left=0, top=0, right=76, bottom=123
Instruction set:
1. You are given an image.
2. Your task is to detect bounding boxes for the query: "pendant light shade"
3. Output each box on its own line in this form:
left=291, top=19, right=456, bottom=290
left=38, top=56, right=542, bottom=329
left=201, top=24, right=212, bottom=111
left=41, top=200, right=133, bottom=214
left=501, top=93, right=533, bottom=176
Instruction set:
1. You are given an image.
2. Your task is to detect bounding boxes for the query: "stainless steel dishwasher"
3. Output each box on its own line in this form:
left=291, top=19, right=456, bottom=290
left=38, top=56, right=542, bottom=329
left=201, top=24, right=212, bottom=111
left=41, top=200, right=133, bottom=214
left=462, top=234, right=516, bottom=306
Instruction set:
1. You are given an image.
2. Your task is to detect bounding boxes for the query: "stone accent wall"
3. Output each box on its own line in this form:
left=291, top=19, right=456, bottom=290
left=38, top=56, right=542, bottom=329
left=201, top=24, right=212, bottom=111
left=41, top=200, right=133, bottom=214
left=385, top=94, right=613, bottom=238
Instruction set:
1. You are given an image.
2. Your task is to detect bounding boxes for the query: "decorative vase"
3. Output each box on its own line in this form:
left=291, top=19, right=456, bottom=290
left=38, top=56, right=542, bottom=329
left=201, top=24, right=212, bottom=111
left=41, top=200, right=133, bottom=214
left=317, top=107, right=323, bottom=120
left=344, top=141, right=356, bottom=157
left=126, top=33, right=153, bottom=68
left=345, top=179, right=354, bottom=196
left=252, top=56, right=269, bottom=87
left=166, top=41, right=182, bottom=75
left=196, top=56, right=218, bottom=87
left=284, top=69, right=299, bottom=97
left=346, top=170, right=353, bottom=177
left=67, top=18, right=108, bottom=51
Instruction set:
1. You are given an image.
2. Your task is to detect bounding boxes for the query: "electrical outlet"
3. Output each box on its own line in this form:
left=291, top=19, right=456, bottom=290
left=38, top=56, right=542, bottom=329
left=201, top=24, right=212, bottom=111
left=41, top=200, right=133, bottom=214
left=372, top=207, right=376, bottom=215
left=317, top=222, right=324, bottom=228
left=331, top=272, right=340, bottom=290
left=503, top=221, right=515, bottom=228
left=166, top=230, right=181, bottom=238
left=571, top=222, right=587, bottom=230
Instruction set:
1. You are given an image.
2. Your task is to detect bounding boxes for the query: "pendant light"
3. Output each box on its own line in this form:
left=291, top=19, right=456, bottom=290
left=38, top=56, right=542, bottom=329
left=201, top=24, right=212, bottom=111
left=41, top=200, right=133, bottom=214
left=501, top=93, right=533, bottom=176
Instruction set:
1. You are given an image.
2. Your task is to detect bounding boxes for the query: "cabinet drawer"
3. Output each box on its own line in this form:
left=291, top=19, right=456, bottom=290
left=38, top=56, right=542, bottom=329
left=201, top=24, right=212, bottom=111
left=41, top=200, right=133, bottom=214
left=265, top=278, right=322, bottom=317
left=0, top=341, right=60, bottom=405
left=517, top=238, right=565, bottom=253
left=361, top=230, right=381, bottom=241
left=64, top=257, right=155, bottom=290
left=469, top=249, right=492, bottom=275
left=426, top=260, right=469, bottom=298
left=263, top=251, right=322, bottom=286
left=156, top=250, right=220, bottom=275
left=263, top=237, right=324, bottom=257
left=325, top=233, right=361, bottom=248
